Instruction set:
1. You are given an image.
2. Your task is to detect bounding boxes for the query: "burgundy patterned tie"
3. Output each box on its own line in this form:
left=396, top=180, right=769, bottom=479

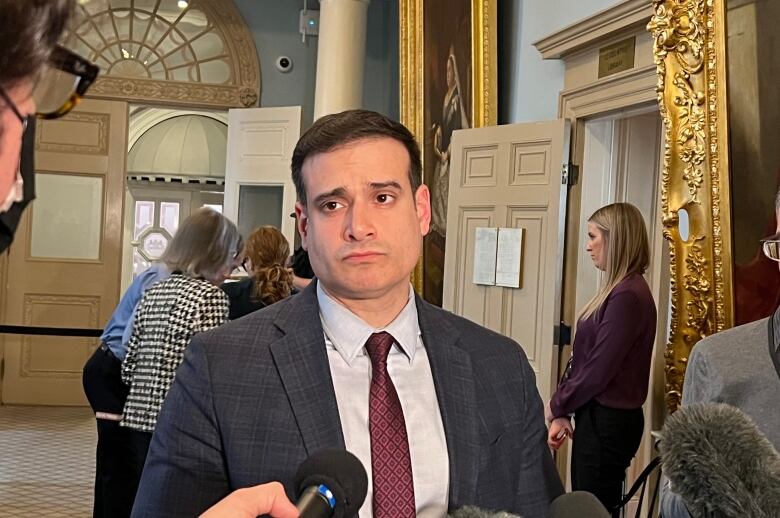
left=365, top=331, right=416, bottom=518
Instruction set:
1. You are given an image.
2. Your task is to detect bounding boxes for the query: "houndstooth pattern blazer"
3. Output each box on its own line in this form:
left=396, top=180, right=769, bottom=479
left=121, top=273, right=229, bottom=433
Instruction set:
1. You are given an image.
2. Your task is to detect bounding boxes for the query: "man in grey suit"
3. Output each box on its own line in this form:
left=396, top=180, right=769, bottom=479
left=132, top=110, right=563, bottom=518
left=660, top=189, right=780, bottom=517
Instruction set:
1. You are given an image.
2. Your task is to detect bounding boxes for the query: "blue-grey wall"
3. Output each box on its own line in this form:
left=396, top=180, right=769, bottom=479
left=363, top=0, right=400, bottom=121
left=499, top=0, right=621, bottom=123
left=234, top=0, right=399, bottom=129
left=233, top=0, right=319, bottom=126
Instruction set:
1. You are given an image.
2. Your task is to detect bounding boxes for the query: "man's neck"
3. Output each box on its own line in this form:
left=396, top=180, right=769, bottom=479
left=320, top=284, right=411, bottom=328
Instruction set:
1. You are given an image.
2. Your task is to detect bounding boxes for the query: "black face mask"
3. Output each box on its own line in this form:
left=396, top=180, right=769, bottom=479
left=0, top=116, right=36, bottom=254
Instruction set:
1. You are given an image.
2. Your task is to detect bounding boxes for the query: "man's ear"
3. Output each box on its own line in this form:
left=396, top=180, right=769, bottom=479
left=415, top=184, right=432, bottom=236
left=295, top=201, right=309, bottom=250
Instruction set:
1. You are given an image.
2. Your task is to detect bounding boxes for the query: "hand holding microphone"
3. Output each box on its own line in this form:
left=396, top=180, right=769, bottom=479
left=200, top=449, right=367, bottom=518
left=199, top=481, right=299, bottom=518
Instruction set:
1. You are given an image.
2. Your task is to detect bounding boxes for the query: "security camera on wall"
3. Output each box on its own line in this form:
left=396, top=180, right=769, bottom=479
left=276, top=56, right=293, bottom=73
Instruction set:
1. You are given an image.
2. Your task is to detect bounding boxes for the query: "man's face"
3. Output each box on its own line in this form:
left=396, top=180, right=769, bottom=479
left=0, top=82, right=34, bottom=206
left=296, top=137, right=431, bottom=302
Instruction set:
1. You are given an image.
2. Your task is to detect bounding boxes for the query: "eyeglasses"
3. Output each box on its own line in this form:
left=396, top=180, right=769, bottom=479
left=231, top=250, right=248, bottom=273
left=761, top=237, right=780, bottom=262
left=0, top=46, right=99, bottom=123
left=32, top=45, right=99, bottom=119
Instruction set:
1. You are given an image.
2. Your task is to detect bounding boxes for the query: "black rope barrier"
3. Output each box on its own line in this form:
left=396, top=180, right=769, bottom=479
left=0, top=325, right=102, bottom=337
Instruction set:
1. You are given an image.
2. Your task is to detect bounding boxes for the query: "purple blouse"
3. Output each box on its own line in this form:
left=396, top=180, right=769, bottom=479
left=550, top=273, right=657, bottom=418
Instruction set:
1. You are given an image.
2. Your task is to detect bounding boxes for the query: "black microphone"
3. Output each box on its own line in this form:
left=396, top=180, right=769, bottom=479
left=659, top=402, right=780, bottom=518
left=292, top=449, right=368, bottom=518
left=549, top=492, right=610, bottom=518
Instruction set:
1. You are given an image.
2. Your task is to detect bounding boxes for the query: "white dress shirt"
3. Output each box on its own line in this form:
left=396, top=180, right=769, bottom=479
left=317, top=283, right=450, bottom=518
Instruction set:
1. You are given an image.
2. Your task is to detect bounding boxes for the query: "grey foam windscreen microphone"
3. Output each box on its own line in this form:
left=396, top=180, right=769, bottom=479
left=448, top=506, right=521, bottom=518
left=448, top=491, right=610, bottom=518
left=659, top=402, right=780, bottom=518
left=549, top=492, right=610, bottom=518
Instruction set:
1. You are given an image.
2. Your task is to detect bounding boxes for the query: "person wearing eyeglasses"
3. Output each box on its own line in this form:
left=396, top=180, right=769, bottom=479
left=660, top=189, right=780, bottom=518
left=0, top=0, right=100, bottom=252
left=118, top=209, right=244, bottom=514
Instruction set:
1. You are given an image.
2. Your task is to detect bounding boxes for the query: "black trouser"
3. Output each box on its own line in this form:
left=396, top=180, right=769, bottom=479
left=93, top=420, right=137, bottom=518
left=572, top=400, right=644, bottom=517
left=125, top=428, right=154, bottom=512
left=83, top=345, right=134, bottom=518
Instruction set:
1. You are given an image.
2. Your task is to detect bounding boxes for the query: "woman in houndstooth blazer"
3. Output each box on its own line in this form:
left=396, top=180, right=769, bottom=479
left=119, top=208, right=242, bottom=511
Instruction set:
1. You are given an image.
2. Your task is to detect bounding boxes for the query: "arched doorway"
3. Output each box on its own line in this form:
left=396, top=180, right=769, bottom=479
left=0, top=0, right=261, bottom=405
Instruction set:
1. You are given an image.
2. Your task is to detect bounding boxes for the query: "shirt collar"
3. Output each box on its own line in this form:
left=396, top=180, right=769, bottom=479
left=772, top=305, right=780, bottom=354
left=317, top=283, right=420, bottom=366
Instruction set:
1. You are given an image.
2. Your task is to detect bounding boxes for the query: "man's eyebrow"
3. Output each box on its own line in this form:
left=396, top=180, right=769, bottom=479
left=369, top=181, right=403, bottom=190
left=312, top=187, right=347, bottom=206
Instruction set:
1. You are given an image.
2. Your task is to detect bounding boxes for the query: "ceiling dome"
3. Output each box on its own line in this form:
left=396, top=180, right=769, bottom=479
left=128, top=115, right=227, bottom=177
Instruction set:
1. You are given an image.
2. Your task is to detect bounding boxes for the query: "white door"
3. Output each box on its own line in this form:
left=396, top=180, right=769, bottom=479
left=577, top=111, right=668, bottom=504
left=224, top=106, right=301, bottom=246
left=1, top=99, right=128, bottom=405
left=442, top=120, right=571, bottom=402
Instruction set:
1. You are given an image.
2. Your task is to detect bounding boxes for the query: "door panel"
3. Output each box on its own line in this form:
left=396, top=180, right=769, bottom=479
left=224, top=106, right=301, bottom=246
left=500, top=208, right=547, bottom=365
left=442, top=120, right=570, bottom=402
left=449, top=209, right=497, bottom=327
left=1, top=99, right=127, bottom=405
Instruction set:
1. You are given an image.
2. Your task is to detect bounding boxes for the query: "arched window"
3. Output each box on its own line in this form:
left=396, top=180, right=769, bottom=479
left=63, top=0, right=260, bottom=108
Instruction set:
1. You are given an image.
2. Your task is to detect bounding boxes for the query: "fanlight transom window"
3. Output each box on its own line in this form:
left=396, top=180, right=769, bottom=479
left=67, top=0, right=233, bottom=85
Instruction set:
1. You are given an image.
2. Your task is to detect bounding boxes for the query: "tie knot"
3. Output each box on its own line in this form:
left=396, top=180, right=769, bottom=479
left=365, top=332, right=395, bottom=365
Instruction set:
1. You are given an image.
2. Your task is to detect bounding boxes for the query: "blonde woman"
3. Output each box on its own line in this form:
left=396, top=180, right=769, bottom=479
left=119, top=208, right=241, bottom=511
left=222, top=225, right=294, bottom=319
left=546, top=202, right=657, bottom=515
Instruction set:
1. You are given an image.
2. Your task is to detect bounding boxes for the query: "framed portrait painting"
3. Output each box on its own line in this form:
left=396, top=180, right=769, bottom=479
left=649, top=0, right=780, bottom=410
left=401, top=0, right=497, bottom=306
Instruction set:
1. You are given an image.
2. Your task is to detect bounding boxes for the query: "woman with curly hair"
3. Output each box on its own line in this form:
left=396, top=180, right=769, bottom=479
left=222, top=225, right=295, bottom=319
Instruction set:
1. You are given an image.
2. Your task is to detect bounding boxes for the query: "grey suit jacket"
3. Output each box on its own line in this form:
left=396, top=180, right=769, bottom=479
left=131, top=281, right=563, bottom=517
left=659, top=312, right=780, bottom=517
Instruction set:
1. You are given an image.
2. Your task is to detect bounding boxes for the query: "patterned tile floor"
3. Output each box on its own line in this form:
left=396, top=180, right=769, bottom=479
left=0, top=405, right=95, bottom=517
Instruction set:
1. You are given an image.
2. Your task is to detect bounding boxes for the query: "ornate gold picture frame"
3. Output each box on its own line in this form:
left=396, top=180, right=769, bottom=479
left=400, top=0, right=497, bottom=303
left=648, top=0, right=734, bottom=412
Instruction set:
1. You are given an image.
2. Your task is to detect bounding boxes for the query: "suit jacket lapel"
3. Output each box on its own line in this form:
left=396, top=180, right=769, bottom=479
left=270, top=281, right=345, bottom=455
left=417, top=296, right=480, bottom=507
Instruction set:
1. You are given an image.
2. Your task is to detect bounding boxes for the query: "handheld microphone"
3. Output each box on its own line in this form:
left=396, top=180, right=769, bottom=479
left=549, top=492, right=610, bottom=518
left=292, top=449, right=368, bottom=518
left=447, top=491, right=608, bottom=518
left=448, top=506, right=521, bottom=517
left=659, top=403, right=780, bottom=518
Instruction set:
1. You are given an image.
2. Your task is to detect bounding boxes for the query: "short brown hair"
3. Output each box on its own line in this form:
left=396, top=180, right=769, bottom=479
left=0, top=0, right=73, bottom=91
left=291, top=110, right=423, bottom=207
